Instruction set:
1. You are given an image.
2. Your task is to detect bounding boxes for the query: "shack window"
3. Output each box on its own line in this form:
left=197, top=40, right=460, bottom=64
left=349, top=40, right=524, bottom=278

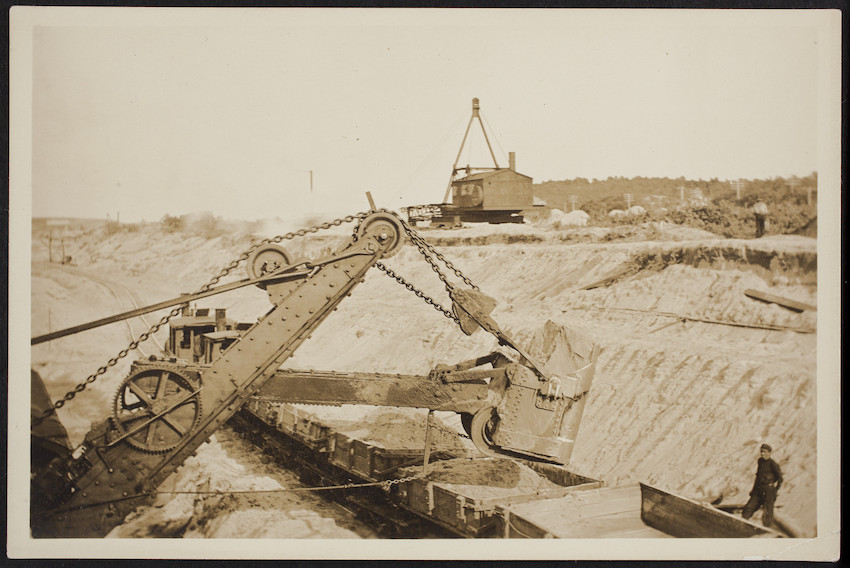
left=180, top=329, right=191, bottom=349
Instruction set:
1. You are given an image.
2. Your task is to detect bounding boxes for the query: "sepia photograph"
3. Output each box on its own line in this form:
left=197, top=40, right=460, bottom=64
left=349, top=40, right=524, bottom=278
left=8, top=6, right=841, bottom=560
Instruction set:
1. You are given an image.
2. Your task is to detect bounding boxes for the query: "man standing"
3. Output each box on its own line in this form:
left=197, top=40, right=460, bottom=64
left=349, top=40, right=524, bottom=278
left=753, top=200, right=769, bottom=238
left=742, top=443, right=783, bottom=527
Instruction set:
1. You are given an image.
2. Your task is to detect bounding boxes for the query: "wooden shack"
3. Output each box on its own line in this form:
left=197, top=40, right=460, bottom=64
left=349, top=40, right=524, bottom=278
left=451, top=166, right=533, bottom=211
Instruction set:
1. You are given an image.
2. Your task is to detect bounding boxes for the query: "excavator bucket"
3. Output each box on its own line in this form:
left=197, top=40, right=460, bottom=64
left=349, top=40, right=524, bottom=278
left=467, top=322, right=600, bottom=465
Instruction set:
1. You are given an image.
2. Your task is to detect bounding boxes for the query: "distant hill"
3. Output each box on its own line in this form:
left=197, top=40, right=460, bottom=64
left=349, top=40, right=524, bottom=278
left=32, top=217, right=109, bottom=232
left=533, top=174, right=818, bottom=212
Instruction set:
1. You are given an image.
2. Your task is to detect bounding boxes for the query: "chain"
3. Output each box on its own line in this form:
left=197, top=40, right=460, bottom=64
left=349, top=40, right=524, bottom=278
left=157, top=475, right=418, bottom=493
left=376, top=262, right=460, bottom=325
left=33, top=211, right=372, bottom=428
left=197, top=213, right=369, bottom=293
left=35, top=210, right=481, bottom=427
left=400, top=219, right=480, bottom=292
left=373, top=217, right=482, bottom=328
left=49, top=475, right=423, bottom=514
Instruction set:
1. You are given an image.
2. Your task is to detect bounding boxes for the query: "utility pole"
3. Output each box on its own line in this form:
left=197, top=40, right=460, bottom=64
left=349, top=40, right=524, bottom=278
left=48, top=230, right=54, bottom=263
left=787, top=176, right=810, bottom=205
left=788, top=176, right=800, bottom=191
left=730, top=179, right=743, bottom=200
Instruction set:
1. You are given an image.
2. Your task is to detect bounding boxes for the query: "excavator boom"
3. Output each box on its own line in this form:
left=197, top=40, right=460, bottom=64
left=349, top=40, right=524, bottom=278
left=31, top=212, right=406, bottom=537
left=30, top=210, right=599, bottom=538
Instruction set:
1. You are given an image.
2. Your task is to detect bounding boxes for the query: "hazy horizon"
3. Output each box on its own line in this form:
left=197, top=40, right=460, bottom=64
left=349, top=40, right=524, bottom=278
left=22, top=9, right=828, bottom=223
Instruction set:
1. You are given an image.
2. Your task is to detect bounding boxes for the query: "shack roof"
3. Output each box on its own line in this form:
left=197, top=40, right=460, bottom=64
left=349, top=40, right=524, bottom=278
left=454, top=168, right=532, bottom=182
left=203, top=330, right=241, bottom=341
left=169, top=316, right=236, bottom=330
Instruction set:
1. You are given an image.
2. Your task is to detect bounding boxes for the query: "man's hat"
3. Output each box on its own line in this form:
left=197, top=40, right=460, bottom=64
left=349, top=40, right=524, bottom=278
left=761, top=443, right=772, bottom=452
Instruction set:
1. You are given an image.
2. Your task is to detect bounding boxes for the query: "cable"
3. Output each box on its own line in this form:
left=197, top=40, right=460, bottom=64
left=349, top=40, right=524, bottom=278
left=481, top=111, right=509, bottom=165
left=393, top=112, right=468, bottom=204
left=44, top=476, right=421, bottom=516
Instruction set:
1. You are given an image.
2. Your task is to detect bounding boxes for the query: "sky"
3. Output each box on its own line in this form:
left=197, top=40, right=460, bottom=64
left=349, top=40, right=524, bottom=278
left=20, top=8, right=830, bottom=222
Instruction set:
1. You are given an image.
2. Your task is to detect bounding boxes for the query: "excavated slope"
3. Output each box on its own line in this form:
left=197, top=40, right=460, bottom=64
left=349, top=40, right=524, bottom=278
left=31, top=221, right=818, bottom=536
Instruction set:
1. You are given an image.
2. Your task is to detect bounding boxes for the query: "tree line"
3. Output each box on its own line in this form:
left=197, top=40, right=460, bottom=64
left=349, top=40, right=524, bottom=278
left=535, top=173, right=817, bottom=212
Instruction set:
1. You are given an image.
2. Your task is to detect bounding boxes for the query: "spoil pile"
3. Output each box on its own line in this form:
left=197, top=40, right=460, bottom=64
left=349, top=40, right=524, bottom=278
left=31, top=219, right=819, bottom=537
left=108, top=429, right=373, bottom=539
left=404, top=458, right=563, bottom=500
left=329, top=409, right=469, bottom=453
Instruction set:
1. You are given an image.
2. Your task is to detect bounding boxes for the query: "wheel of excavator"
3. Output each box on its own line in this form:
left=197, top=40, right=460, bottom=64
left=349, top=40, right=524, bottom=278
left=247, top=244, right=293, bottom=281
left=355, top=212, right=405, bottom=257
left=460, top=413, right=474, bottom=438
left=469, top=406, right=501, bottom=458
left=112, top=367, right=202, bottom=454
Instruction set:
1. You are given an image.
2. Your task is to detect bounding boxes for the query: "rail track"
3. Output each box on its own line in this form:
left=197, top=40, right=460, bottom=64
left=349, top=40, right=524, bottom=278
left=48, top=263, right=166, bottom=357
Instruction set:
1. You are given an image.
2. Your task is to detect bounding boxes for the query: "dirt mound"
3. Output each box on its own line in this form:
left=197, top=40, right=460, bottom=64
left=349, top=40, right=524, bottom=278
left=31, top=217, right=819, bottom=536
left=313, top=409, right=469, bottom=453
left=792, top=216, right=817, bottom=237
left=405, top=458, right=562, bottom=500
left=108, top=429, right=373, bottom=539
left=419, top=221, right=719, bottom=247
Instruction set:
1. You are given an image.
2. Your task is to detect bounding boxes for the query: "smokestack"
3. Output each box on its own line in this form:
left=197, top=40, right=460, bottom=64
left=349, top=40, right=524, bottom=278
left=180, top=295, right=191, bottom=316
left=509, top=152, right=516, bottom=171
left=215, top=308, right=227, bottom=331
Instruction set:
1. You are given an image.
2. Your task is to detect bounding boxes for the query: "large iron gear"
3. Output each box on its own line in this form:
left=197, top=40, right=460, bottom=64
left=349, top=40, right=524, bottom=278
left=112, top=366, right=202, bottom=454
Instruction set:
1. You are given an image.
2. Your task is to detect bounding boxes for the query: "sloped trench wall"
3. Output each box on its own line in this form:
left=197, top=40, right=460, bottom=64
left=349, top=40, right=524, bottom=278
left=34, top=224, right=818, bottom=537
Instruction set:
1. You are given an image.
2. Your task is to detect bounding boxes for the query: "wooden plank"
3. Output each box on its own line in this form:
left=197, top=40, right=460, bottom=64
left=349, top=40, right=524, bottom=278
left=499, top=484, right=673, bottom=539
left=640, top=483, right=784, bottom=538
left=580, top=265, right=634, bottom=290
left=571, top=496, right=640, bottom=518
left=745, top=288, right=816, bottom=312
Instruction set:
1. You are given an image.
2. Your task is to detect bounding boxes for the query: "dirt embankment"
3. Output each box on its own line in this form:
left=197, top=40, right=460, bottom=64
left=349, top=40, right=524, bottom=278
left=405, top=458, right=563, bottom=500
left=109, top=428, right=374, bottom=538
left=31, top=220, right=818, bottom=536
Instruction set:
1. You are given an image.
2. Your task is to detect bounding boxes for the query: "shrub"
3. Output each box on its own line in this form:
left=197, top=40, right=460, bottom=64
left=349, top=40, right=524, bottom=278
left=160, top=214, right=184, bottom=233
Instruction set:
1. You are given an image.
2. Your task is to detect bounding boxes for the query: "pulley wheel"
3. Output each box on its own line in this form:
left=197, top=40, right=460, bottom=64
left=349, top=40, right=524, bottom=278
left=247, top=244, right=292, bottom=280
left=113, top=367, right=202, bottom=454
left=355, top=212, right=405, bottom=257
left=469, top=406, right=500, bottom=458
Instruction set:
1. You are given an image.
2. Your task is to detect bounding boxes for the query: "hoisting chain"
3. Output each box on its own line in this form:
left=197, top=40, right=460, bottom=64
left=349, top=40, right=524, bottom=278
left=376, top=262, right=460, bottom=325
left=33, top=211, right=371, bottom=428
left=374, top=217, right=484, bottom=329
left=401, top=220, right=480, bottom=293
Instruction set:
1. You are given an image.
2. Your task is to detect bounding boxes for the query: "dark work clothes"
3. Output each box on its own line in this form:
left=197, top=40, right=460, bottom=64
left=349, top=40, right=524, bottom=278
left=753, top=457, right=783, bottom=490
left=742, top=457, right=783, bottom=527
left=755, top=214, right=766, bottom=237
